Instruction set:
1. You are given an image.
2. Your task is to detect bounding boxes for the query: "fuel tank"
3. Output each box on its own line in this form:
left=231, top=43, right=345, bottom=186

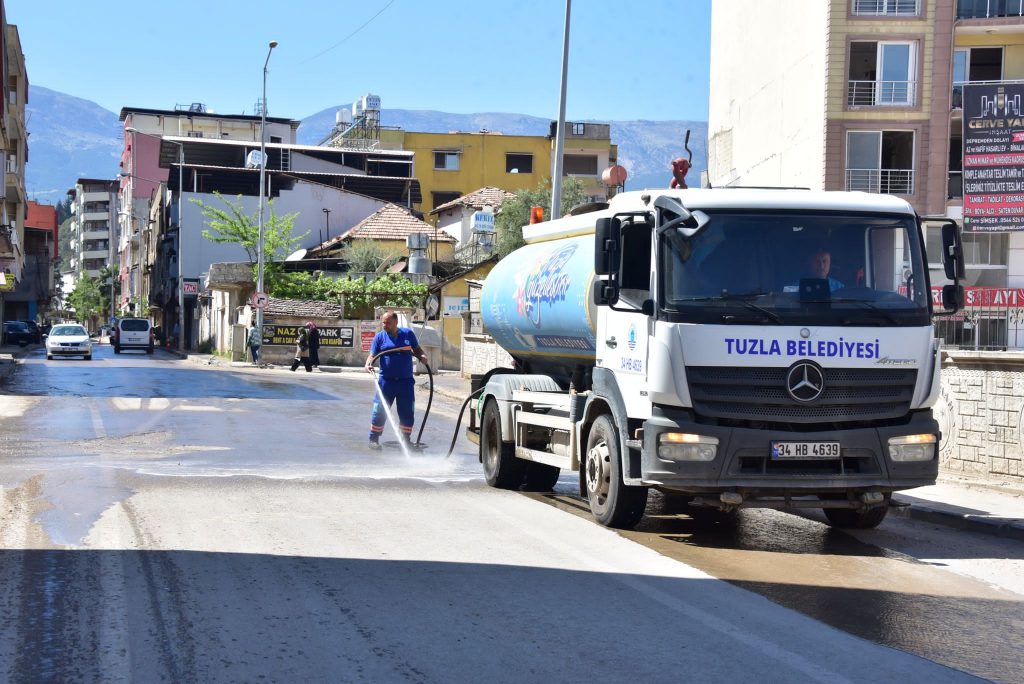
left=480, top=234, right=597, bottom=381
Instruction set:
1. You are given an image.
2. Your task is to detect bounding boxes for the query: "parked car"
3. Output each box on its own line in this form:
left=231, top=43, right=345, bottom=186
left=20, top=320, right=41, bottom=344
left=45, top=323, right=92, bottom=360
left=2, top=321, right=32, bottom=346
left=112, top=317, right=154, bottom=354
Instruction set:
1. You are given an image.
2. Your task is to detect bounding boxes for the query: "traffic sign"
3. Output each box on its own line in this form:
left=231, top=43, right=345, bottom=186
left=250, top=291, right=269, bottom=309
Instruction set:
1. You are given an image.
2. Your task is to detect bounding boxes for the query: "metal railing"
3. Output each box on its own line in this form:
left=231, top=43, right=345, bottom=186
left=847, top=80, right=917, bottom=106
left=935, top=304, right=1022, bottom=352
left=853, top=0, right=920, bottom=15
left=845, top=168, right=915, bottom=194
left=957, top=0, right=1024, bottom=18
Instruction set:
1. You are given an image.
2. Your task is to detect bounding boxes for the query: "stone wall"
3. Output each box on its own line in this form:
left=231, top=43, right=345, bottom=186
left=460, top=334, right=514, bottom=378
left=936, top=352, right=1024, bottom=482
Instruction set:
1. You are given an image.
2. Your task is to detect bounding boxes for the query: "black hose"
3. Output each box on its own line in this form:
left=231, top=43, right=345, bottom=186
left=445, top=386, right=485, bottom=459
left=415, top=360, right=433, bottom=448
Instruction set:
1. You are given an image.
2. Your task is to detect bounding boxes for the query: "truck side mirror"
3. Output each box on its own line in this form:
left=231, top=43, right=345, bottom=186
left=594, top=217, right=620, bottom=276
left=641, top=299, right=655, bottom=316
left=941, top=223, right=965, bottom=281
left=942, top=284, right=964, bottom=313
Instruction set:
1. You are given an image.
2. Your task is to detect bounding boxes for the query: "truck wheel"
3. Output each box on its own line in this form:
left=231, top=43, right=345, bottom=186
left=584, top=414, right=648, bottom=529
left=481, top=399, right=524, bottom=489
left=823, top=494, right=891, bottom=529
left=522, top=461, right=560, bottom=492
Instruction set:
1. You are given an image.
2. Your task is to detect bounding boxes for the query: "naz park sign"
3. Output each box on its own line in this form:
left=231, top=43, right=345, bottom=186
left=260, top=324, right=355, bottom=347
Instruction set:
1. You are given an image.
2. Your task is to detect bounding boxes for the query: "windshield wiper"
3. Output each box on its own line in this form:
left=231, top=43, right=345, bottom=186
left=676, top=290, right=782, bottom=324
left=829, top=298, right=903, bottom=325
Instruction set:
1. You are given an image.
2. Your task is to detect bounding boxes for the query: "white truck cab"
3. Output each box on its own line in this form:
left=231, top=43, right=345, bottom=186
left=472, top=188, right=965, bottom=530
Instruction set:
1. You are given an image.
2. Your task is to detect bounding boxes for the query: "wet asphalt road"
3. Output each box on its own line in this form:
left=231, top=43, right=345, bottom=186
left=0, top=345, right=1021, bottom=682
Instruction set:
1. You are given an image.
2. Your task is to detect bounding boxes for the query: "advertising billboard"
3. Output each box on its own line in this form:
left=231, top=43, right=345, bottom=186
left=962, top=82, right=1024, bottom=232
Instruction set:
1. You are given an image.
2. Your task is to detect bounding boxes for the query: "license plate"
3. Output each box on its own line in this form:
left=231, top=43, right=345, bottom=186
left=771, top=441, right=840, bottom=459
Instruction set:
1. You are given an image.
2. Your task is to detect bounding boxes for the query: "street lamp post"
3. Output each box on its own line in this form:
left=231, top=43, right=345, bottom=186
left=321, top=207, right=331, bottom=272
left=126, top=127, right=185, bottom=350
left=255, top=39, right=279, bottom=338
left=550, top=0, right=572, bottom=220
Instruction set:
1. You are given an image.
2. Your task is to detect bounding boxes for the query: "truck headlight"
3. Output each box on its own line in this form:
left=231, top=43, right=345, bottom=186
left=658, top=432, right=718, bottom=461
left=888, top=434, right=936, bottom=462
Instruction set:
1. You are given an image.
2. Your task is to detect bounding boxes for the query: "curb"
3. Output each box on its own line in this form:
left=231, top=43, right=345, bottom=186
left=890, top=496, right=1024, bottom=542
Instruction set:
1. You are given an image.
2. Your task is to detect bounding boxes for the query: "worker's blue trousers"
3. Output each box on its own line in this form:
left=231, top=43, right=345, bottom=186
left=369, top=377, right=415, bottom=441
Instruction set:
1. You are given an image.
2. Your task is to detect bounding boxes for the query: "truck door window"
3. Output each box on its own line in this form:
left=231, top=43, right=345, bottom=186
left=617, top=220, right=652, bottom=307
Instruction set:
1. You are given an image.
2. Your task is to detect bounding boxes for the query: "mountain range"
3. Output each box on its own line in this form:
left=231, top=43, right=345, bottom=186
left=25, top=85, right=707, bottom=203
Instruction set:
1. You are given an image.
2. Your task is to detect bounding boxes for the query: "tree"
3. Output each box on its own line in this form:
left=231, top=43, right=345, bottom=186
left=66, top=273, right=104, bottom=327
left=97, top=265, right=120, bottom=320
left=493, top=177, right=589, bottom=257
left=345, top=240, right=387, bottom=273
left=192, top=192, right=305, bottom=291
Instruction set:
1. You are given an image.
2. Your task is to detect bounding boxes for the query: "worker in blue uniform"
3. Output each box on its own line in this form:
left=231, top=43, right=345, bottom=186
left=364, top=311, right=429, bottom=449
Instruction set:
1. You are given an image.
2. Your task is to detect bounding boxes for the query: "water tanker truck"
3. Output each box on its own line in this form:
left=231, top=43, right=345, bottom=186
left=467, top=187, right=966, bottom=529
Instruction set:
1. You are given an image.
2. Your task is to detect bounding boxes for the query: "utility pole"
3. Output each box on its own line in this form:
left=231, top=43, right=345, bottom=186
left=550, top=0, right=571, bottom=220
left=255, top=40, right=279, bottom=338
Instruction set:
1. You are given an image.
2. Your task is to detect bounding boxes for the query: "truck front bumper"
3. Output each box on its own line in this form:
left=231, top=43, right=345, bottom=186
left=641, top=405, right=939, bottom=495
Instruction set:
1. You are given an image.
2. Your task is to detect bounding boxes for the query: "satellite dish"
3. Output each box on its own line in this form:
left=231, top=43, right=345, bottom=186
left=285, top=248, right=307, bottom=262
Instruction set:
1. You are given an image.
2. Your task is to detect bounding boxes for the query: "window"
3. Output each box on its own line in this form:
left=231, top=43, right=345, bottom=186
left=432, top=191, right=461, bottom=210
left=434, top=151, right=460, bottom=171
left=845, top=130, right=915, bottom=194
left=571, top=123, right=586, bottom=135
left=506, top=153, right=533, bottom=174
left=563, top=154, right=598, bottom=175
left=952, top=47, right=1003, bottom=108
left=851, top=0, right=919, bottom=16
left=270, top=136, right=282, bottom=144
left=848, top=41, right=917, bottom=106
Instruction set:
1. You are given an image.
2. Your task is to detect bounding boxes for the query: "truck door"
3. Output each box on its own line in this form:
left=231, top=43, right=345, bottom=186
left=597, top=217, right=653, bottom=419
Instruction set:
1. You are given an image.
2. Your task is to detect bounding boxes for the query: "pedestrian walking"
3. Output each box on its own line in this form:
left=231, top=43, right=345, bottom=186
left=247, top=323, right=262, bottom=365
left=364, top=311, right=428, bottom=449
left=306, top=321, right=321, bottom=370
left=290, top=326, right=313, bottom=372
left=171, top=321, right=181, bottom=349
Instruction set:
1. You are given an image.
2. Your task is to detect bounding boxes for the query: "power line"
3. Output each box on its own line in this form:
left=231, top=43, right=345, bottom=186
left=293, top=0, right=397, bottom=66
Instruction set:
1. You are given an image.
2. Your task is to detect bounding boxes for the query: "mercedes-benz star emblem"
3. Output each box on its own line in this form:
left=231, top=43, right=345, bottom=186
left=786, top=362, right=825, bottom=403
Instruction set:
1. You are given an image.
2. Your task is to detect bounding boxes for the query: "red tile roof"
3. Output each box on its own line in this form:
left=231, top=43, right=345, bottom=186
left=26, top=201, right=58, bottom=230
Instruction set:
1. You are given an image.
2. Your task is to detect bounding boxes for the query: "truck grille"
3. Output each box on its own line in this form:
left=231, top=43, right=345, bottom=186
left=687, top=366, right=918, bottom=425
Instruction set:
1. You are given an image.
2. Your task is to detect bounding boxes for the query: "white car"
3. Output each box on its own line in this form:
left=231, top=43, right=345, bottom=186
left=45, top=324, right=93, bottom=360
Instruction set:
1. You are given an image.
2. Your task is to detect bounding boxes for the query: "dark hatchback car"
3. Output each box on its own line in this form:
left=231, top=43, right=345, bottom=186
left=20, top=320, right=41, bottom=343
left=2, top=320, right=32, bottom=346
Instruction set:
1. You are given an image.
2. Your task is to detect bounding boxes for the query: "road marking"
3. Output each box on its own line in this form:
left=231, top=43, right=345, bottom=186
left=89, top=402, right=107, bottom=439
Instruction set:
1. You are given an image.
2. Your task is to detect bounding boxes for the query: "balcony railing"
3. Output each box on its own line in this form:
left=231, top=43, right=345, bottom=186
left=845, top=168, right=915, bottom=194
left=957, top=0, right=1024, bottom=18
left=853, top=0, right=920, bottom=15
left=848, top=80, right=917, bottom=106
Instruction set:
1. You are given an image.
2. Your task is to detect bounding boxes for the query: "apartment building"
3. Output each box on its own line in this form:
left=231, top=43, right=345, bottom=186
left=375, top=124, right=617, bottom=219
left=0, top=14, right=27, bottom=324
left=116, top=104, right=302, bottom=316
left=709, top=0, right=1024, bottom=349
left=67, top=179, right=118, bottom=280
left=320, top=97, right=617, bottom=222
left=3, top=200, right=56, bottom=322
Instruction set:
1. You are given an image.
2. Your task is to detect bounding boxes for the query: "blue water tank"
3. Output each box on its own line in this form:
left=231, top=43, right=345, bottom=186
left=480, top=235, right=597, bottom=379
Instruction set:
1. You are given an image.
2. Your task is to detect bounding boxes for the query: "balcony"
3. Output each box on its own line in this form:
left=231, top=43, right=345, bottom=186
left=848, top=80, right=917, bottom=107
left=957, top=0, right=1024, bottom=18
left=845, top=168, right=915, bottom=195
left=852, top=0, right=920, bottom=16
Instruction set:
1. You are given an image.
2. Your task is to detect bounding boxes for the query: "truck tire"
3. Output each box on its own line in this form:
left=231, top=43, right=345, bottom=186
left=522, top=461, right=560, bottom=492
left=822, top=495, right=891, bottom=529
left=584, top=414, right=648, bottom=529
left=481, top=399, right=524, bottom=489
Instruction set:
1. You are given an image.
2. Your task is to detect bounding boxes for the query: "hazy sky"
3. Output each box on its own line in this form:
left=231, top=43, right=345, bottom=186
left=7, top=0, right=710, bottom=122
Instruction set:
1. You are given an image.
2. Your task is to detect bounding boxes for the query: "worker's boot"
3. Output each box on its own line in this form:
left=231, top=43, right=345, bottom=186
left=367, top=438, right=382, bottom=451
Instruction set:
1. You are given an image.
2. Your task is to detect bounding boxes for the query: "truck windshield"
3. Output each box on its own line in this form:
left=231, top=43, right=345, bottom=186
left=659, top=211, right=930, bottom=326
